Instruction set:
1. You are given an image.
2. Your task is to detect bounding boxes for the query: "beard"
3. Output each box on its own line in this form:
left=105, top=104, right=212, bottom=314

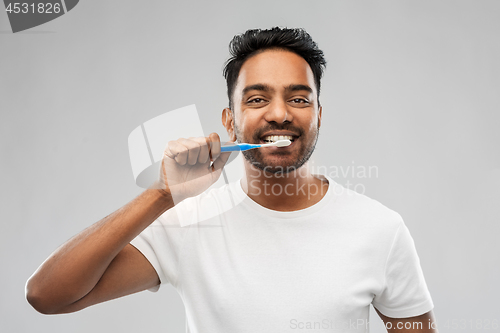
left=234, top=122, right=319, bottom=175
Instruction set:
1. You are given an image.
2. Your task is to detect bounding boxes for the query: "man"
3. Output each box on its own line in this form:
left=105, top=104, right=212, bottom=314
left=26, top=27, right=438, bottom=332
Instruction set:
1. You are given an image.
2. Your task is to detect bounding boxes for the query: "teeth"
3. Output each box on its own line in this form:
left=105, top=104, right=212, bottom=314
left=262, top=135, right=294, bottom=143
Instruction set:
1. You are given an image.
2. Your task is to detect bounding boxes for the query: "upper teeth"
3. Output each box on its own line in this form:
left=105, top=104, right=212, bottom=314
left=262, top=135, right=294, bottom=142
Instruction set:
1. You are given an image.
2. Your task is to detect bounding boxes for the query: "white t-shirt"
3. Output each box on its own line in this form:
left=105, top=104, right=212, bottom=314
left=130, top=175, right=434, bottom=332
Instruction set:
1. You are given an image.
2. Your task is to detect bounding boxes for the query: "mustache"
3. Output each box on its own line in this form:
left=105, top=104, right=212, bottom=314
left=253, top=124, right=304, bottom=140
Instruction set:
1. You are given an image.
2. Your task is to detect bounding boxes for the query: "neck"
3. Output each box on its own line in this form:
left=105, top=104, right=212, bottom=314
left=240, top=160, right=329, bottom=212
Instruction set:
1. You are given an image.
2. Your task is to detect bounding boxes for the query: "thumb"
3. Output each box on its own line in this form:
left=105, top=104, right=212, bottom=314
left=211, top=151, right=231, bottom=173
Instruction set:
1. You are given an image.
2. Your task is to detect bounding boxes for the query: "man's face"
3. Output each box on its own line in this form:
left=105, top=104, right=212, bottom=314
left=226, top=49, right=322, bottom=174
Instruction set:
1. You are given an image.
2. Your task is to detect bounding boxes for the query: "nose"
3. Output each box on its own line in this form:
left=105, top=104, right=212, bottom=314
left=264, top=99, right=293, bottom=124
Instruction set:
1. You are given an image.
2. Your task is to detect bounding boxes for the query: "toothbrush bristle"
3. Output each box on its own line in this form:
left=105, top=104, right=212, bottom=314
left=274, top=139, right=292, bottom=147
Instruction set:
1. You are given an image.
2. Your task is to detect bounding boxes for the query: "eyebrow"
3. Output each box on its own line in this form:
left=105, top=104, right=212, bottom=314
left=284, top=84, right=313, bottom=94
left=242, top=84, right=273, bottom=96
left=241, top=83, right=313, bottom=96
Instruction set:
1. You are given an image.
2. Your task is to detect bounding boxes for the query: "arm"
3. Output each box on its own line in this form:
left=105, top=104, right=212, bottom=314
left=25, top=187, right=173, bottom=314
left=376, top=309, right=439, bottom=333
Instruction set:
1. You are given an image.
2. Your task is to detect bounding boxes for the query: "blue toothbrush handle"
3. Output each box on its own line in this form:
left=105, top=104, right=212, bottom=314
left=220, top=143, right=260, bottom=152
left=220, top=145, right=240, bottom=152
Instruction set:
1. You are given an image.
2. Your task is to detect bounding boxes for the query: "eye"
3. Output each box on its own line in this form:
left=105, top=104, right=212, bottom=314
left=290, top=98, right=309, bottom=104
left=247, top=98, right=267, bottom=104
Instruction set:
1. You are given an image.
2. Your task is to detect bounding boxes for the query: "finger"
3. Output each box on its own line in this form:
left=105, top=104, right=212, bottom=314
left=178, top=138, right=201, bottom=166
left=167, top=140, right=189, bottom=165
left=191, top=137, right=209, bottom=164
left=163, top=146, right=176, bottom=159
left=187, top=137, right=208, bottom=164
left=208, top=132, right=221, bottom=161
left=211, top=151, right=231, bottom=173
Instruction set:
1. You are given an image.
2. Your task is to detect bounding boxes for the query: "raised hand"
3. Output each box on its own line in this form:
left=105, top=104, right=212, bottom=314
left=157, top=132, right=231, bottom=204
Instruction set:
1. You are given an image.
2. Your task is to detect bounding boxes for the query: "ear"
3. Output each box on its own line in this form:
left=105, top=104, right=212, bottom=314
left=222, top=108, right=237, bottom=142
left=317, top=106, right=323, bottom=129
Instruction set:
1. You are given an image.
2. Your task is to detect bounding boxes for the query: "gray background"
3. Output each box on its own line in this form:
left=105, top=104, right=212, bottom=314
left=1, top=1, right=499, bottom=332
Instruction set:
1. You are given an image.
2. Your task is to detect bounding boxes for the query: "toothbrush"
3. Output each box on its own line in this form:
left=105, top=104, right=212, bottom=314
left=220, top=139, right=292, bottom=152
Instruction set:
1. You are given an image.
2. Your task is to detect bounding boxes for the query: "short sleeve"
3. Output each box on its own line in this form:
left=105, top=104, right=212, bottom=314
left=372, top=222, right=434, bottom=318
left=130, top=204, right=189, bottom=292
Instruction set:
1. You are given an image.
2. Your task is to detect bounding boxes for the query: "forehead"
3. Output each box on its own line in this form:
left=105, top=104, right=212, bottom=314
left=235, top=49, right=316, bottom=95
